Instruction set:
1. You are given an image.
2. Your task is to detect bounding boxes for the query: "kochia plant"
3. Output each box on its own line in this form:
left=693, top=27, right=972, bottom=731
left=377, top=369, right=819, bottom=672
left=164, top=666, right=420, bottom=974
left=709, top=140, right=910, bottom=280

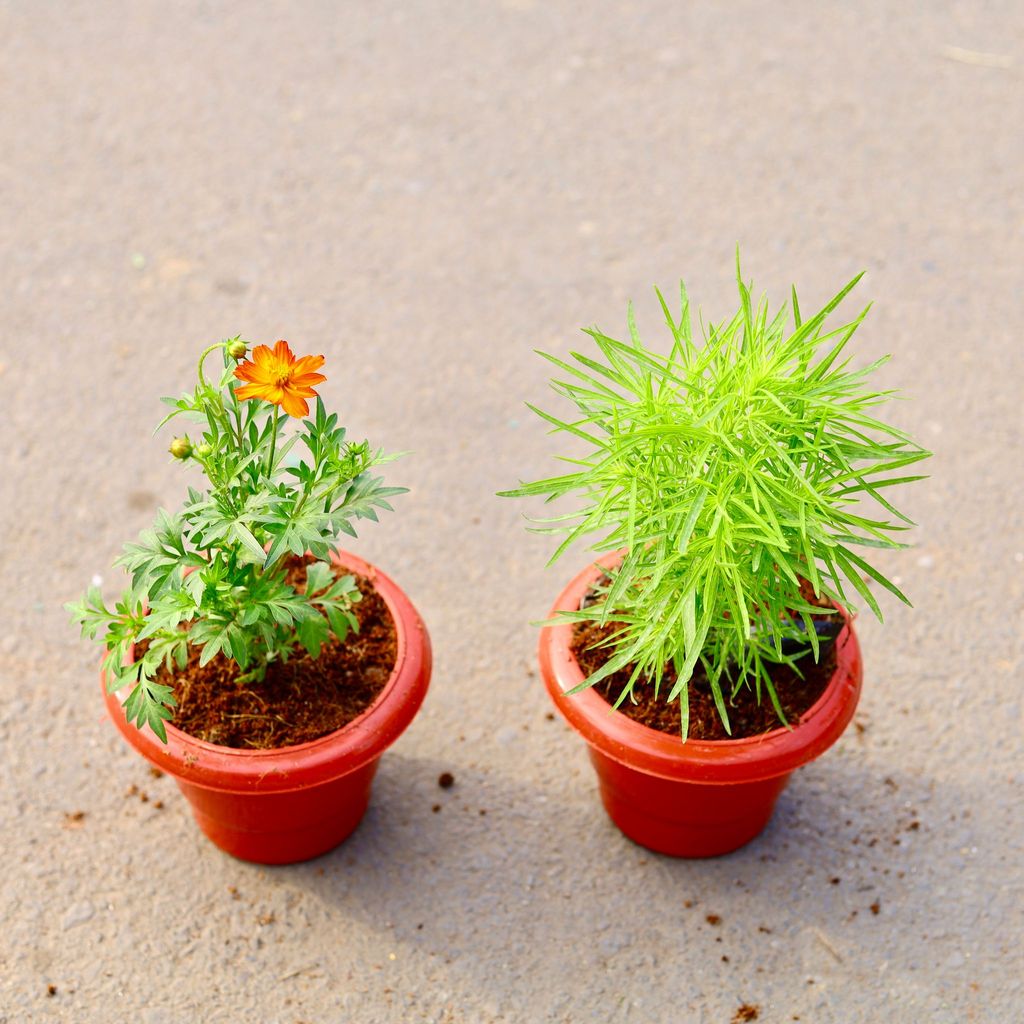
left=69, top=339, right=404, bottom=741
left=502, top=261, right=930, bottom=736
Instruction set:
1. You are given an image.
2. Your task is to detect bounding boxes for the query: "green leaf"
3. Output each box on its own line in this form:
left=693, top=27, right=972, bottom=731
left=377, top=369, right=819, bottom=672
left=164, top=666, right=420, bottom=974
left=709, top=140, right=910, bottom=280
left=305, top=560, right=334, bottom=596
left=677, top=489, right=707, bottom=556
left=324, top=604, right=355, bottom=643
left=296, top=613, right=329, bottom=659
left=232, top=522, right=267, bottom=562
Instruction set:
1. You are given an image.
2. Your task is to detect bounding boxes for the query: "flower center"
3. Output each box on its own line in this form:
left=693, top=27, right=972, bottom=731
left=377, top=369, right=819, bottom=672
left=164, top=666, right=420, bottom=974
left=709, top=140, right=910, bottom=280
left=273, top=369, right=292, bottom=388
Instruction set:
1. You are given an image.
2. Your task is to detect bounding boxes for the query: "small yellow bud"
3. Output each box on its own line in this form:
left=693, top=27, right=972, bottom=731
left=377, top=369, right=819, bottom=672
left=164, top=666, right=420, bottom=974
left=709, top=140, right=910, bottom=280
left=194, top=442, right=214, bottom=459
left=227, top=339, right=248, bottom=360
left=169, top=436, right=192, bottom=460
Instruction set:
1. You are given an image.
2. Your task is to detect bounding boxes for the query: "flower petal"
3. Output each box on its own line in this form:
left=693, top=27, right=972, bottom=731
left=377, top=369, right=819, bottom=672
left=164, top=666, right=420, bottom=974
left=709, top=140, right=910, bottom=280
left=233, top=361, right=267, bottom=384
left=280, top=389, right=309, bottom=417
left=235, top=383, right=274, bottom=401
left=292, top=354, right=325, bottom=376
left=251, top=344, right=275, bottom=368
left=273, top=339, right=296, bottom=364
left=290, top=371, right=326, bottom=387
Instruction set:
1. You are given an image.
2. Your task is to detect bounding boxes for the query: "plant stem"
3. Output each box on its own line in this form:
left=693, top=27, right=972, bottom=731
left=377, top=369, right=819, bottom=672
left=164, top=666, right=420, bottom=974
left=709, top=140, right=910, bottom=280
left=233, top=401, right=246, bottom=455
left=265, top=406, right=280, bottom=479
left=196, top=342, right=224, bottom=388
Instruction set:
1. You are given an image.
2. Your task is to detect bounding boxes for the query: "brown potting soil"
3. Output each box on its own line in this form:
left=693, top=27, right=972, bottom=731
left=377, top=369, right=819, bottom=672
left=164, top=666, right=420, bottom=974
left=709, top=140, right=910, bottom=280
left=148, top=556, right=397, bottom=749
left=572, top=586, right=838, bottom=741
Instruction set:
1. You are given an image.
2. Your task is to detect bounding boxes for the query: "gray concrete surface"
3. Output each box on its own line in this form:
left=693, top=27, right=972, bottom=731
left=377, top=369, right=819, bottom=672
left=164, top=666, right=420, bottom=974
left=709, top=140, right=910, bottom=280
left=1, top=1, right=1022, bottom=1021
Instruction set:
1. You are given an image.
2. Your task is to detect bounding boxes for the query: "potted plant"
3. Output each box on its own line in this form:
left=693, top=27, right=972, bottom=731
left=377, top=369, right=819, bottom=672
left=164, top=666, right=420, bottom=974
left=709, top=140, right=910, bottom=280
left=69, top=338, right=431, bottom=864
left=501, top=261, right=929, bottom=857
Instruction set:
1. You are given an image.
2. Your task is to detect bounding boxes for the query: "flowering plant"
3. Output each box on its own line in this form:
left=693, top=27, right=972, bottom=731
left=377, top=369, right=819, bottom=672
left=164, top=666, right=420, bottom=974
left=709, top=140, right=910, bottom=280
left=502, top=261, right=930, bottom=736
left=69, top=338, right=404, bottom=741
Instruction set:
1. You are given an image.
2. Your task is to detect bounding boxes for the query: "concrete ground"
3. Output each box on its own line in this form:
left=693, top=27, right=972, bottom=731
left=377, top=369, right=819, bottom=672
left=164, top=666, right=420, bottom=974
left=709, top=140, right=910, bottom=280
left=1, top=1, right=1021, bottom=1021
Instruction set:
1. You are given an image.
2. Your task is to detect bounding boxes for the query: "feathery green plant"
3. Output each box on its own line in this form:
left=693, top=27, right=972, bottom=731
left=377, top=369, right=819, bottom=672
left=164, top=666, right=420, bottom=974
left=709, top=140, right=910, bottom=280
left=501, top=259, right=930, bottom=736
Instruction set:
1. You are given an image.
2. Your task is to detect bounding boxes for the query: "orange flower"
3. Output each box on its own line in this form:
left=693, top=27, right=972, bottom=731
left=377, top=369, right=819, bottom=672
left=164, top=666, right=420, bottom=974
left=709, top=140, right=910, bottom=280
left=233, top=340, right=326, bottom=418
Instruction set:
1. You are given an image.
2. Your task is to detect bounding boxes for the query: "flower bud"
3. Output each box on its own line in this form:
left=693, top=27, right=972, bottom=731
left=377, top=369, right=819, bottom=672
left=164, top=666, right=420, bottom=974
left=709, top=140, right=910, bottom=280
left=226, top=339, right=248, bottom=360
left=168, top=436, right=192, bottom=460
left=194, top=442, right=214, bottom=459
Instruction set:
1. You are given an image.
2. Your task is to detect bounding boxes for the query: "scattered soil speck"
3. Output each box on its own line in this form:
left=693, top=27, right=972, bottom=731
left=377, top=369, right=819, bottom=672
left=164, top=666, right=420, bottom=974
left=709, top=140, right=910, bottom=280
left=907, top=820, right=920, bottom=831
left=830, top=877, right=841, bottom=885
left=228, top=886, right=240, bottom=900
left=438, top=772, right=455, bottom=789
left=705, top=913, right=722, bottom=925
left=153, top=801, right=164, bottom=810
left=214, top=277, right=249, bottom=296
left=870, top=900, right=881, bottom=916
left=757, top=926, right=772, bottom=934
left=732, top=1004, right=759, bottom=1023
left=126, top=490, right=159, bottom=512
left=63, top=811, right=86, bottom=829
left=258, top=912, right=276, bottom=926
left=149, top=767, right=164, bottom=779
left=431, top=804, right=441, bottom=813
left=479, top=809, right=487, bottom=816
left=545, top=712, right=555, bottom=721
left=46, top=985, right=57, bottom=997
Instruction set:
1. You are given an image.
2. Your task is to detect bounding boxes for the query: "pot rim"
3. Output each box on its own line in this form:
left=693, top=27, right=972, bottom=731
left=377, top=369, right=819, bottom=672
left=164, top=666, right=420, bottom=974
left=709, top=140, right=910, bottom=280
left=538, top=551, right=863, bottom=784
left=101, top=549, right=431, bottom=793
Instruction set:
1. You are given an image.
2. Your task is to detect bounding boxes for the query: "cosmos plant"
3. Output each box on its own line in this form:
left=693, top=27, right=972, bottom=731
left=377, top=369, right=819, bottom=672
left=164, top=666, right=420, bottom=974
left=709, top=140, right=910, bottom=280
left=502, top=259, right=930, bottom=735
left=69, top=338, right=404, bottom=740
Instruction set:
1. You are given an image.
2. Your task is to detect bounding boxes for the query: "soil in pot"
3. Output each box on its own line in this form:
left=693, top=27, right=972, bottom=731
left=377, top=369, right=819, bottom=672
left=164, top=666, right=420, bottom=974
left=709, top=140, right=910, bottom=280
left=145, top=555, right=397, bottom=749
left=572, top=578, right=839, bottom=741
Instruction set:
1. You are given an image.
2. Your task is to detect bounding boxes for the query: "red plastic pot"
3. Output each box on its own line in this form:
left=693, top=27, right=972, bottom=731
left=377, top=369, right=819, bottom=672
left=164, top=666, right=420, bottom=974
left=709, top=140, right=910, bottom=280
left=101, top=549, right=431, bottom=864
left=538, top=553, right=862, bottom=858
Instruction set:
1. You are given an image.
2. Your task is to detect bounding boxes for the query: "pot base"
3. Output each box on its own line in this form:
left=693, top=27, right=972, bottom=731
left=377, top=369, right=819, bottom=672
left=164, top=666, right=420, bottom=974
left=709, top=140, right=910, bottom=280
left=590, top=749, right=790, bottom=857
left=177, top=760, right=380, bottom=864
